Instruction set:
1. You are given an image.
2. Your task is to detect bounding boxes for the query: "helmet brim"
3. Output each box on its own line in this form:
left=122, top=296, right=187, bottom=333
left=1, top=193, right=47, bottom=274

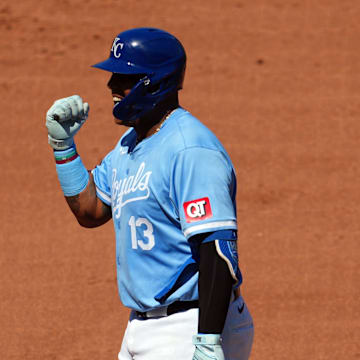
left=92, top=57, right=152, bottom=74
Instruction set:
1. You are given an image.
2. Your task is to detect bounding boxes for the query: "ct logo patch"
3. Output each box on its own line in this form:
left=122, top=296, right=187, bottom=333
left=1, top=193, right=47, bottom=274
left=183, top=197, right=213, bottom=223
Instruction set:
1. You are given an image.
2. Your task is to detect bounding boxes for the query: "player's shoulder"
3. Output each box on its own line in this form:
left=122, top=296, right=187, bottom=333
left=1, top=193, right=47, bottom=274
left=110, top=128, right=137, bottom=154
left=97, top=128, right=135, bottom=165
left=165, top=108, right=224, bottom=152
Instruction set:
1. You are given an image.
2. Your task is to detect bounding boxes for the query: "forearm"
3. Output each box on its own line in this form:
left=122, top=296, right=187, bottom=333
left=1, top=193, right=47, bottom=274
left=52, top=143, right=111, bottom=228
left=198, top=241, right=233, bottom=333
left=191, top=239, right=235, bottom=360
left=65, top=171, right=111, bottom=228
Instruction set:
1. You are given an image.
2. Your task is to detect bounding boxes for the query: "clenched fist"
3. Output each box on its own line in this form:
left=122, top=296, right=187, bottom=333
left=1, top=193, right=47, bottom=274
left=46, top=95, right=89, bottom=150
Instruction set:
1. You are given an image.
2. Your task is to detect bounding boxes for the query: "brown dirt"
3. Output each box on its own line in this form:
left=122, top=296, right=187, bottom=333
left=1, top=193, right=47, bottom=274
left=0, top=0, right=359, bottom=359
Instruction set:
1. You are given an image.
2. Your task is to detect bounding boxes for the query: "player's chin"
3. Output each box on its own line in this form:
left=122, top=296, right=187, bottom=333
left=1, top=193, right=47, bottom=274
left=113, top=116, right=121, bottom=124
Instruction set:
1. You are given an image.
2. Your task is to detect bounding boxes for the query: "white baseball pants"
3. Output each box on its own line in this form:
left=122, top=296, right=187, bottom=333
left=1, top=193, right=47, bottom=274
left=118, top=296, right=254, bottom=360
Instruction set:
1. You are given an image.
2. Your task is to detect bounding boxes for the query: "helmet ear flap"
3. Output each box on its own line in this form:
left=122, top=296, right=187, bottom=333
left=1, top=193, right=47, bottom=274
left=143, top=73, right=173, bottom=96
left=146, top=81, right=161, bottom=95
left=145, top=66, right=185, bottom=98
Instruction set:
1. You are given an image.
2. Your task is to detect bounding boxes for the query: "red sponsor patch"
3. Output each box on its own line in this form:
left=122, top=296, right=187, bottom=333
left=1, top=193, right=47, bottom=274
left=183, top=197, right=213, bottom=223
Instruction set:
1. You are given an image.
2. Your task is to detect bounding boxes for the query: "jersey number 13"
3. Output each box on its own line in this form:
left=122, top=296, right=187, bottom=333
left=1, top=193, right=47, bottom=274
left=128, top=216, right=155, bottom=251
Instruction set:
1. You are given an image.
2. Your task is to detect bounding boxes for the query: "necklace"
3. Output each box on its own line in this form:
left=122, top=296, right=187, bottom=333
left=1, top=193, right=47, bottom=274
left=155, top=108, right=175, bottom=133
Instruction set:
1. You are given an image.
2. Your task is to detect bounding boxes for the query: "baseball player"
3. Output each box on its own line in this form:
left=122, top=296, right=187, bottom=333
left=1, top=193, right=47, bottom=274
left=45, top=28, right=254, bottom=360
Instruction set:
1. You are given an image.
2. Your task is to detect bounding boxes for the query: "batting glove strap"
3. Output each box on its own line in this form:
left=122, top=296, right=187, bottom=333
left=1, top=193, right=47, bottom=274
left=48, top=134, right=74, bottom=150
left=193, top=334, right=221, bottom=345
left=192, top=334, right=225, bottom=360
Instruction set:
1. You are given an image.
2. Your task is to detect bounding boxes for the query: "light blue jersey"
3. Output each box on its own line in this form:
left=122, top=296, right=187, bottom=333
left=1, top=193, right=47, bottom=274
left=92, top=108, right=239, bottom=311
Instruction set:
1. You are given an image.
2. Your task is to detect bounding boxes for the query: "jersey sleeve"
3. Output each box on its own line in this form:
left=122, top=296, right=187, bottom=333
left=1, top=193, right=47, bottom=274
left=170, top=147, right=237, bottom=239
left=91, top=150, right=114, bottom=206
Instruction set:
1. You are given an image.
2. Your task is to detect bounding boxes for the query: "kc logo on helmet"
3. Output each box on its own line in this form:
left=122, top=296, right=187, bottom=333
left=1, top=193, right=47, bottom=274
left=183, top=197, right=213, bottom=223
left=111, top=37, right=124, bottom=58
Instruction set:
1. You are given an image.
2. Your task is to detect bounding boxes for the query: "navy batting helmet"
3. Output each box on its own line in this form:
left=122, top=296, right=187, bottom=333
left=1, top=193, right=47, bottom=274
left=92, top=27, right=186, bottom=122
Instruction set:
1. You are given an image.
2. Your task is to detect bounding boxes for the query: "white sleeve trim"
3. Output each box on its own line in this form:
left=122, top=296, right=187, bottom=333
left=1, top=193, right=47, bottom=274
left=183, top=220, right=237, bottom=238
left=95, top=186, right=111, bottom=205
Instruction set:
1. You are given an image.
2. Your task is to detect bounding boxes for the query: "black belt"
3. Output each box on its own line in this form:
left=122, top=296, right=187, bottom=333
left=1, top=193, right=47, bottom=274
left=136, top=300, right=199, bottom=319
